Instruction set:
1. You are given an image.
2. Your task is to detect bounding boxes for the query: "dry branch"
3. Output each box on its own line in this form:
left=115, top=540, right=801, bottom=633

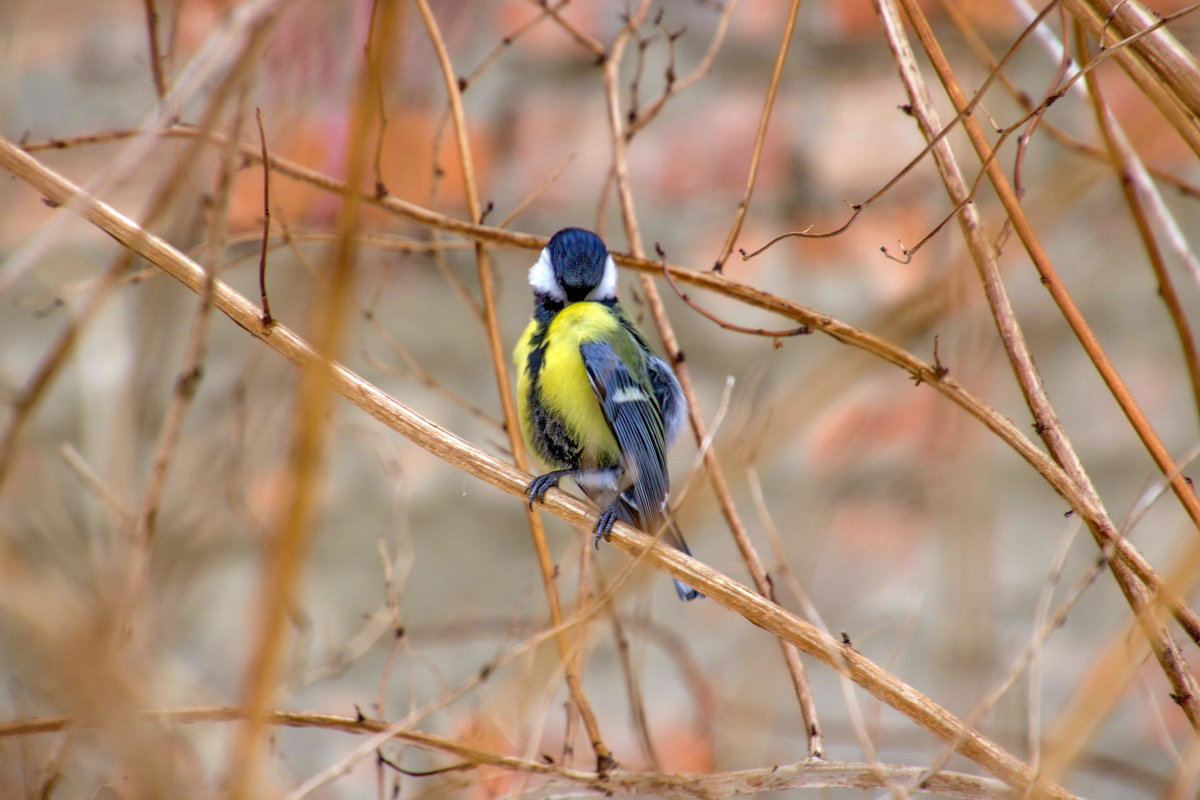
left=0, top=134, right=1077, bottom=799
left=0, top=706, right=1017, bottom=798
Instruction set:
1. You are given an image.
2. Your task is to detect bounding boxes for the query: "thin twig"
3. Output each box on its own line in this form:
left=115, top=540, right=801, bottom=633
left=628, top=0, right=738, bottom=136
left=223, top=4, right=395, bottom=797
left=0, top=134, right=1086, bottom=800
left=362, top=317, right=503, bottom=429
left=658, top=244, right=809, bottom=337
left=123, top=98, right=246, bottom=631
left=1063, top=0, right=1200, bottom=157
left=0, top=14, right=281, bottom=491
left=939, top=0, right=1200, bottom=206
left=496, top=152, right=575, bottom=229
left=738, top=1, right=1065, bottom=260
left=0, top=706, right=1028, bottom=799
left=412, top=0, right=614, bottom=772
left=603, top=5, right=825, bottom=760
left=255, top=107, right=273, bottom=325
left=365, top=0, right=392, bottom=197
left=540, top=0, right=606, bottom=60
left=0, top=252, right=130, bottom=493
left=603, top=588, right=660, bottom=770
left=142, top=0, right=169, bottom=100
left=0, top=0, right=295, bottom=297
left=712, top=0, right=800, bottom=272
left=5, top=127, right=1191, bottom=635
left=459, top=1, right=566, bottom=90
left=742, top=0, right=1200, bottom=262
left=903, top=0, right=1200, bottom=596
left=1081, top=26, right=1200, bottom=425
left=58, top=444, right=135, bottom=535
left=887, top=0, right=1200, bottom=757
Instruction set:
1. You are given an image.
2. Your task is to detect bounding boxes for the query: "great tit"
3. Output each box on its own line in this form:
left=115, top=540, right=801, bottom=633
left=513, top=227, right=700, bottom=601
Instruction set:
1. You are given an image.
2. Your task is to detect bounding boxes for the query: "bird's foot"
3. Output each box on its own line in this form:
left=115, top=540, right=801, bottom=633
left=593, top=505, right=620, bottom=549
left=525, top=469, right=574, bottom=509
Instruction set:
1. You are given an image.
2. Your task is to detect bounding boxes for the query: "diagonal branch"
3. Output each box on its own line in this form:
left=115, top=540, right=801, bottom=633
left=0, top=133, right=1080, bottom=800
left=603, top=4, right=823, bottom=760
left=412, top=0, right=614, bottom=772
left=13, top=124, right=1197, bottom=643
left=711, top=0, right=801, bottom=272
left=1, top=706, right=1030, bottom=799
left=883, top=0, right=1200, bottom=750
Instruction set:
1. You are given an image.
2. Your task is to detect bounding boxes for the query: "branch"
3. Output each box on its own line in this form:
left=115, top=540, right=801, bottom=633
left=413, top=0, right=614, bottom=771
left=0, top=707, right=1034, bottom=799
left=0, top=134, right=1077, bottom=800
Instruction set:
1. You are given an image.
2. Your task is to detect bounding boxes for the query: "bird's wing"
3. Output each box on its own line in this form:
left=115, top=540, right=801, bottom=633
left=646, top=354, right=686, bottom=448
left=579, top=340, right=669, bottom=531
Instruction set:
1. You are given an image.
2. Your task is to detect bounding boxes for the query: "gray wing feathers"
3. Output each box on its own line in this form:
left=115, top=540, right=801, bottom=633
left=646, top=354, right=686, bottom=448
left=579, top=341, right=669, bottom=525
left=580, top=340, right=700, bottom=601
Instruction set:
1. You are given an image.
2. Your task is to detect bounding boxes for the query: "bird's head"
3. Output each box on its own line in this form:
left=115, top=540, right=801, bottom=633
left=529, top=227, right=618, bottom=304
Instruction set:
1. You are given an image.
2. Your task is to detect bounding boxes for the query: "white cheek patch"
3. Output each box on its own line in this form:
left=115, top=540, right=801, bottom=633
left=586, top=254, right=618, bottom=302
left=528, top=247, right=565, bottom=301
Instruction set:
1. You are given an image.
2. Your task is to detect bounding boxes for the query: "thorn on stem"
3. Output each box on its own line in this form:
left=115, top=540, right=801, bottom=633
left=931, top=334, right=949, bottom=380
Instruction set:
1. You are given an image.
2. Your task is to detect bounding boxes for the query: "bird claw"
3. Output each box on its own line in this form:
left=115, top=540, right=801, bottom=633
left=593, top=506, right=618, bottom=549
left=526, top=469, right=577, bottom=510
left=525, top=474, right=559, bottom=509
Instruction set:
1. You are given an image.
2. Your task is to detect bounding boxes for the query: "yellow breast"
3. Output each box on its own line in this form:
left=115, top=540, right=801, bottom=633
left=515, top=302, right=622, bottom=465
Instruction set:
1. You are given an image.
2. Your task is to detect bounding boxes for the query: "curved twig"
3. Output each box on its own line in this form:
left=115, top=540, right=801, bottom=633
left=0, top=134, right=1080, bottom=799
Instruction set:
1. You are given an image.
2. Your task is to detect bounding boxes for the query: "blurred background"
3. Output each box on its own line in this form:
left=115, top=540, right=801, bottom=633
left=2, top=0, right=1200, bottom=797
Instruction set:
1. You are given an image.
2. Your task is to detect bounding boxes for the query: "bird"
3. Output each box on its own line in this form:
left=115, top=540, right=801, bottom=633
left=513, top=227, right=700, bottom=601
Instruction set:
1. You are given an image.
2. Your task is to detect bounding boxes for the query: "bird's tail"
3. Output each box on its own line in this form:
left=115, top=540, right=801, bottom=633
left=664, top=519, right=702, bottom=601
left=619, top=493, right=702, bottom=602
